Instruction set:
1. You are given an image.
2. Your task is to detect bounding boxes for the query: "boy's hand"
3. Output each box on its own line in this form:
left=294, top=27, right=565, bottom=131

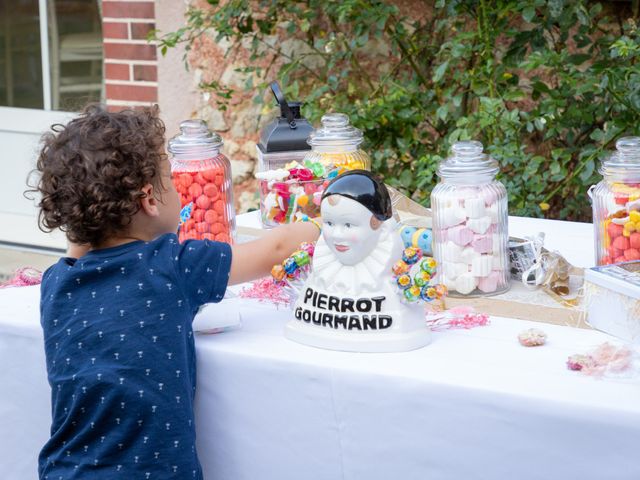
left=228, top=220, right=321, bottom=285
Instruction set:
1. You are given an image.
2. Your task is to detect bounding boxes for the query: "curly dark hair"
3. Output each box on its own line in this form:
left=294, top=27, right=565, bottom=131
left=27, top=104, right=167, bottom=246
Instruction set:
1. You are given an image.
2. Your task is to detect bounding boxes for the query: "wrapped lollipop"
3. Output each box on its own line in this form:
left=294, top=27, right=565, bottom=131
left=392, top=247, right=447, bottom=305
left=271, top=241, right=316, bottom=302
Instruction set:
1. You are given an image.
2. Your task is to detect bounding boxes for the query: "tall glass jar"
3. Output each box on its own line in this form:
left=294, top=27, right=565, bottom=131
left=431, top=141, right=509, bottom=297
left=590, top=137, right=640, bottom=265
left=168, top=119, right=236, bottom=244
left=303, top=113, right=371, bottom=171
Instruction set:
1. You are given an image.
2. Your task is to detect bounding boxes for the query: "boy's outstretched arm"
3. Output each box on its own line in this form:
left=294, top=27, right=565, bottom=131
left=229, top=221, right=321, bottom=285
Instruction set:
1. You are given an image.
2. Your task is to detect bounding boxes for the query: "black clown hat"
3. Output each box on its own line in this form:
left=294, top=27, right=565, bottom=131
left=322, top=170, right=392, bottom=221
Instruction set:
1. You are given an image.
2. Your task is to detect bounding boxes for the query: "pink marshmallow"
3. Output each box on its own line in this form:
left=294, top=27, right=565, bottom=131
left=471, top=234, right=493, bottom=254
left=447, top=225, right=474, bottom=246
left=477, top=271, right=502, bottom=293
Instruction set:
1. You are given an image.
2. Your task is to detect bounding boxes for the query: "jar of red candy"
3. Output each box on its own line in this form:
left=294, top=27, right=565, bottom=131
left=168, top=119, right=236, bottom=243
left=589, top=137, right=640, bottom=265
left=431, top=141, right=509, bottom=297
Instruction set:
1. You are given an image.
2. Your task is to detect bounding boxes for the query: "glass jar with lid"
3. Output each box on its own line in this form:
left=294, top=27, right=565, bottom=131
left=431, top=141, right=509, bottom=296
left=589, top=136, right=640, bottom=265
left=168, top=119, right=236, bottom=244
left=259, top=112, right=370, bottom=228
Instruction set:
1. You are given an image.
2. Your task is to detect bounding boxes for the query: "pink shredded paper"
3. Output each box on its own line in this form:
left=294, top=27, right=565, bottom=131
left=426, top=306, right=490, bottom=331
left=0, top=267, right=42, bottom=289
left=239, top=277, right=291, bottom=306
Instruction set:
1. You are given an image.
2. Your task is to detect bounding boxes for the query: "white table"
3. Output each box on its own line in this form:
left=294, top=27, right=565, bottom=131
left=2, top=215, right=640, bottom=480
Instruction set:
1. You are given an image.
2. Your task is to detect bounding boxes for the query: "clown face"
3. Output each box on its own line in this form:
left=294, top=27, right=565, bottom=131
left=320, top=195, right=383, bottom=266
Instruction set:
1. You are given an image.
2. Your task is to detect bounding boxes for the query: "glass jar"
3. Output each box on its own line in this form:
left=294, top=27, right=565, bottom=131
left=431, top=141, right=509, bottom=297
left=303, top=112, right=371, bottom=171
left=258, top=113, right=370, bottom=228
left=168, top=119, right=236, bottom=244
left=589, top=137, right=640, bottom=265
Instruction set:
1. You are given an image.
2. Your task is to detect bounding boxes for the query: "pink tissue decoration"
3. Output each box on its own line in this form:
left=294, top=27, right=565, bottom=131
left=426, top=306, right=490, bottom=331
left=239, top=277, right=291, bottom=306
left=0, top=267, right=42, bottom=289
left=567, top=342, right=636, bottom=377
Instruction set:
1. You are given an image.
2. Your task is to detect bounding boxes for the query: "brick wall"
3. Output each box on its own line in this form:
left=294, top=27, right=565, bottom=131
left=102, top=0, right=158, bottom=111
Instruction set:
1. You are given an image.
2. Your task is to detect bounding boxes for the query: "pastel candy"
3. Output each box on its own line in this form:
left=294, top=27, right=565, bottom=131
left=487, top=203, right=500, bottom=223
left=471, top=255, right=492, bottom=277
left=464, top=197, right=486, bottom=218
left=438, top=273, right=457, bottom=292
left=471, top=234, right=493, bottom=254
left=467, top=216, right=492, bottom=234
left=460, top=246, right=479, bottom=265
left=492, top=253, right=506, bottom=271
left=448, top=226, right=474, bottom=246
left=441, top=207, right=467, bottom=228
left=477, top=271, right=501, bottom=293
left=455, top=273, right=477, bottom=295
left=442, top=261, right=468, bottom=280
left=442, top=241, right=464, bottom=262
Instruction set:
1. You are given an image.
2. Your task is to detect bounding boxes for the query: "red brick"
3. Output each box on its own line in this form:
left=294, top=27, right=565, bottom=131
left=105, top=63, right=130, bottom=81
left=104, top=42, right=157, bottom=61
left=102, top=22, right=129, bottom=39
left=106, top=84, right=158, bottom=102
left=102, top=1, right=154, bottom=19
left=131, top=22, right=155, bottom=40
left=133, top=64, right=157, bottom=82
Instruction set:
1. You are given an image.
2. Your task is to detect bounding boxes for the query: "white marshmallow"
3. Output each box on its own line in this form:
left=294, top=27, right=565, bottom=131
left=441, top=241, right=464, bottom=262
left=255, top=168, right=290, bottom=181
left=460, top=246, right=479, bottom=265
left=492, top=233, right=505, bottom=254
left=467, top=216, right=492, bottom=234
left=487, top=203, right=500, bottom=223
left=455, top=273, right=477, bottom=295
left=464, top=197, right=486, bottom=219
left=471, top=255, right=493, bottom=277
left=441, top=207, right=467, bottom=228
left=438, top=273, right=458, bottom=292
left=442, top=261, right=468, bottom=280
left=492, top=253, right=506, bottom=271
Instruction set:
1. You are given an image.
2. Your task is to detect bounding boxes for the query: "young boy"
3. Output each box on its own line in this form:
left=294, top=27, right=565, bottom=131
left=32, top=105, right=320, bottom=479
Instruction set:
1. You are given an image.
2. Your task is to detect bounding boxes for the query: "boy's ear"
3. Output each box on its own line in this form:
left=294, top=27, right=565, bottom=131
left=139, top=183, right=160, bottom=217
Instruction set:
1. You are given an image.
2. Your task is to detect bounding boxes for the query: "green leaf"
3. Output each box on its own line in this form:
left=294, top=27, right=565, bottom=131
left=433, top=61, right=449, bottom=83
left=522, top=6, right=536, bottom=23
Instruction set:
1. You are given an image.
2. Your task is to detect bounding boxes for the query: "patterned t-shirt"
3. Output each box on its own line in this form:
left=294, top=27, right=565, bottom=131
left=38, top=234, right=232, bottom=480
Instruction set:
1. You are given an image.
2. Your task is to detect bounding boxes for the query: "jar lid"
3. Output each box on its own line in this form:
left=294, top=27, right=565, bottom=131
left=437, top=141, right=499, bottom=179
left=168, top=119, right=223, bottom=157
left=600, top=136, right=640, bottom=177
left=308, top=113, right=363, bottom=148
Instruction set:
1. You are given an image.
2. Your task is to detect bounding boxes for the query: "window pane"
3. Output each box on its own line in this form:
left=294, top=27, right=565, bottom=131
left=50, top=0, right=103, bottom=111
left=0, top=0, right=44, bottom=109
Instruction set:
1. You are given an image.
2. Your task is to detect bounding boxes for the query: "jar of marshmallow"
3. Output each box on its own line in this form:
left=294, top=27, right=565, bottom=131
left=431, top=141, right=509, bottom=297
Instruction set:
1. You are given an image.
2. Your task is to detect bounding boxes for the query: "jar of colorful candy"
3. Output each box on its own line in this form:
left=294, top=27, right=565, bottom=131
left=303, top=113, right=370, bottom=171
left=589, top=137, right=640, bottom=265
left=431, top=141, right=509, bottom=297
left=168, top=119, right=236, bottom=243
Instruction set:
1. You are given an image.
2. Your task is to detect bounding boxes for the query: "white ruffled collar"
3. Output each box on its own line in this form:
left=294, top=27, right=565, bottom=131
left=310, top=221, right=397, bottom=295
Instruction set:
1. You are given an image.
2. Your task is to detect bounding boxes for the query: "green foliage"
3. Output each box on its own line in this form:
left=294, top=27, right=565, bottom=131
left=157, top=0, right=640, bottom=220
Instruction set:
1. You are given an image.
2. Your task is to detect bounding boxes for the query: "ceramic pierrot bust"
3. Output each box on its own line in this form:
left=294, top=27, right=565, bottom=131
left=285, top=170, right=431, bottom=352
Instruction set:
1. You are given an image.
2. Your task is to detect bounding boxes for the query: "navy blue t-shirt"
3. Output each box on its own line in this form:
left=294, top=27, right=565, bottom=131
left=38, top=234, right=232, bottom=479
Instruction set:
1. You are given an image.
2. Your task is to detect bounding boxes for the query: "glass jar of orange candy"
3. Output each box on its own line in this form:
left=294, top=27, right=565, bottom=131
left=168, top=120, right=236, bottom=243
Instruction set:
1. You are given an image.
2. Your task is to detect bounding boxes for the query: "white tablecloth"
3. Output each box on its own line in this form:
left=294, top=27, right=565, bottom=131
left=2, top=215, right=640, bottom=479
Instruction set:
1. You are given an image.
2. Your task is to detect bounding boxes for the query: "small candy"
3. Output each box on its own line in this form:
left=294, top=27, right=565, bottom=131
left=467, top=216, right=492, bottom=235
left=403, top=285, right=420, bottom=302
left=297, top=195, right=309, bottom=207
left=460, top=246, right=479, bottom=265
left=392, top=260, right=410, bottom=276
left=471, top=234, right=493, bottom=254
left=283, top=257, right=298, bottom=275
left=567, top=354, right=594, bottom=371
left=271, top=264, right=286, bottom=282
left=631, top=232, right=640, bottom=250
left=630, top=211, right=640, bottom=223
left=293, top=250, right=310, bottom=267
left=441, top=241, right=464, bottom=262
left=196, top=195, right=211, bottom=210
left=188, top=183, right=203, bottom=199
left=518, top=328, right=547, bottom=347
left=477, top=271, right=501, bottom=293
left=447, top=225, right=474, bottom=246
left=464, top=197, right=486, bottom=218
left=402, top=247, right=422, bottom=265
left=624, top=248, right=640, bottom=261
left=442, top=207, right=467, bottom=228
left=455, top=273, right=477, bottom=295
left=471, top=255, right=492, bottom=277
left=442, top=262, right=467, bottom=280
left=420, top=257, right=437, bottom=275
left=414, top=270, right=432, bottom=287
left=435, top=284, right=448, bottom=297
left=299, top=242, right=315, bottom=257
left=613, top=236, right=630, bottom=250
left=420, top=286, right=438, bottom=302
left=486, top=203, right=500, bottom=223
left=397, top=274, right=412, bottom=289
